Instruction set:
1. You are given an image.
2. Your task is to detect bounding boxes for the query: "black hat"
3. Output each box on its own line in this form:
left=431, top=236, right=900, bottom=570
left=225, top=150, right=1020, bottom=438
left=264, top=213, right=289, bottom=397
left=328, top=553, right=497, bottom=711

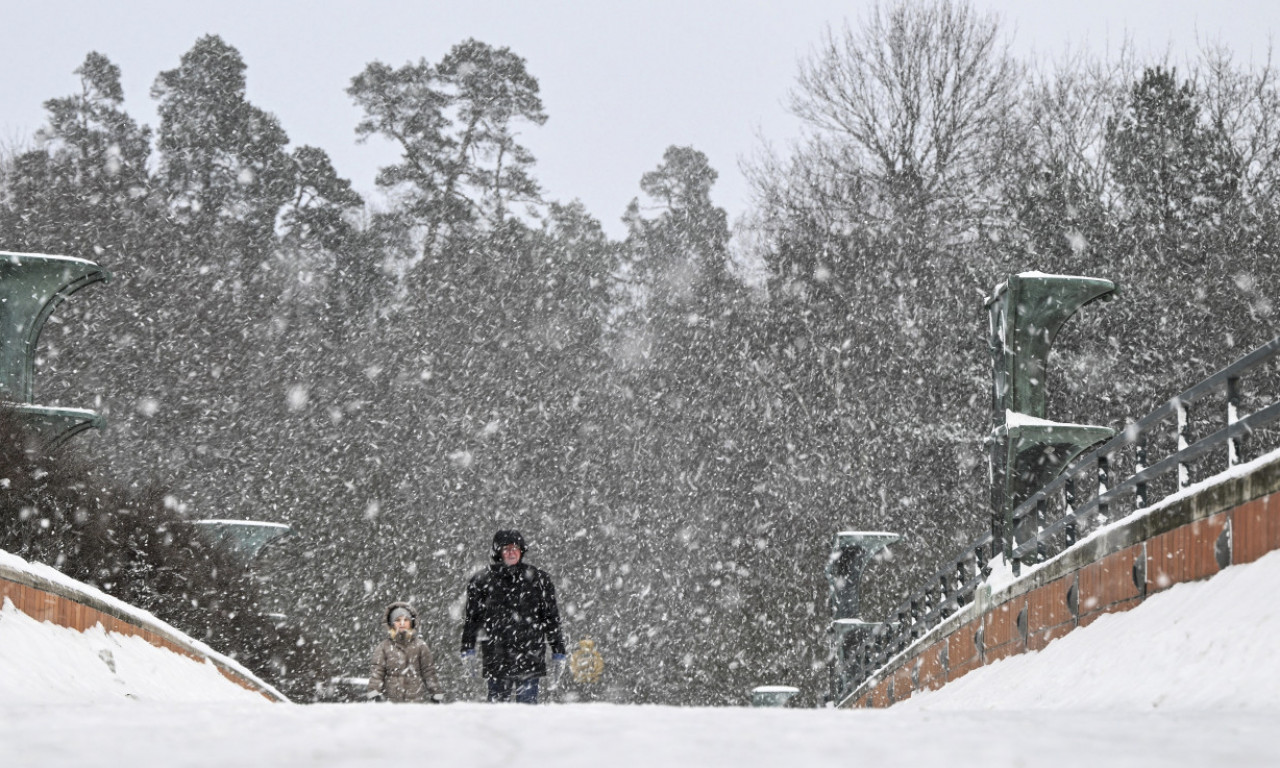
left=491, top=529, right=527, bottom=562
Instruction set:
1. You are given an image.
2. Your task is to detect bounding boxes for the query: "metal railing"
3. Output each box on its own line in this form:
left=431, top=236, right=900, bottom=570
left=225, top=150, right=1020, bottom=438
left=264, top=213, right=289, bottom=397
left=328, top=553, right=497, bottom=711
left=843, top=335, right=1280, bottom=696
left=1008, top=336, right=1280, bottom=565
left=847, top=534, right=996, bottom=685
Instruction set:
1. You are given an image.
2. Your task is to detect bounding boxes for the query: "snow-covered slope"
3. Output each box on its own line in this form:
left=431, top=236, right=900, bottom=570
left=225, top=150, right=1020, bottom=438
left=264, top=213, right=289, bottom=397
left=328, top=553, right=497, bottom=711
left=897, top=548, right=1280, bottom=711
left=0, top=599, right=266, bottom=704
left=0, top=547, right=281, bottom=703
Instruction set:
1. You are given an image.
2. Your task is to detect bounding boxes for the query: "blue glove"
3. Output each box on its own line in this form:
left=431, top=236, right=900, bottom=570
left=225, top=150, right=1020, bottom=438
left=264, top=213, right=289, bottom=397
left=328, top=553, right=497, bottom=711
left=461, top=650, right=481, bottom=680
left=549, top=653, right=567, bottom=690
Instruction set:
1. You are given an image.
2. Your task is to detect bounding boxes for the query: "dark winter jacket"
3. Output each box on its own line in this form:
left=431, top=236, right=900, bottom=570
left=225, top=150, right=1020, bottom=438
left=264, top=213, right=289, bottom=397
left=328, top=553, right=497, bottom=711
left=368, top=602, right=442, bottom=702
left=461, top=559, right=567, bottom=680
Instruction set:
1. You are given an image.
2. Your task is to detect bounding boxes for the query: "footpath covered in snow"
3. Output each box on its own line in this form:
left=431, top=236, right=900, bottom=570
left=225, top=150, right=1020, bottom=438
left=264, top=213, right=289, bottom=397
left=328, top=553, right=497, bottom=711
left=2, top=549, right=1279, bottom=767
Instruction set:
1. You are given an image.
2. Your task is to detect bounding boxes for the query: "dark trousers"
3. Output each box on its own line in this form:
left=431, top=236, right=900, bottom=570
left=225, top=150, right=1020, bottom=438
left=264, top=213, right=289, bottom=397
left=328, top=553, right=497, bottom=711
left=487, top=677, right=539, bottom=704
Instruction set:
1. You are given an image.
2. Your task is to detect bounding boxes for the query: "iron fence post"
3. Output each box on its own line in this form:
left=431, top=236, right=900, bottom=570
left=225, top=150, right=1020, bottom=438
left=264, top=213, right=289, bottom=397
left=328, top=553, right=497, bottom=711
left=1228, top=375, right=1242, bottom=466
left=1136, top=435, right=1148, bottom=509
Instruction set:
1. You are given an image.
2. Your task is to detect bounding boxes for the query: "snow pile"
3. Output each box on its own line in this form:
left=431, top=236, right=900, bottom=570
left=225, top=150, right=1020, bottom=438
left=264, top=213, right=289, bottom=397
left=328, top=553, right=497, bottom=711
left=0, top=547, right=280, bottom=703
left=901, top=549, right=1280, bottom=711
left=0, top=599, right=267, bottom=704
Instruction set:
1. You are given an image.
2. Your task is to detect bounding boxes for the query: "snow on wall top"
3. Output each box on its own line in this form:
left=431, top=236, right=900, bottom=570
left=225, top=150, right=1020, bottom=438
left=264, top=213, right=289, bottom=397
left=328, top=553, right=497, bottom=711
left=0, top=546, right=285, bottom=701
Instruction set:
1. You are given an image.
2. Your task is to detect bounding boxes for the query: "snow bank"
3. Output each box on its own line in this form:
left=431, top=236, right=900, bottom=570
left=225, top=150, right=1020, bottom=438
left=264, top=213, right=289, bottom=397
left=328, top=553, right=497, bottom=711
left=900, top=549, right=1280, bottom=711
left=0, top=547, right=282, bottom=702
left=0, top=599, right=267, bottom=704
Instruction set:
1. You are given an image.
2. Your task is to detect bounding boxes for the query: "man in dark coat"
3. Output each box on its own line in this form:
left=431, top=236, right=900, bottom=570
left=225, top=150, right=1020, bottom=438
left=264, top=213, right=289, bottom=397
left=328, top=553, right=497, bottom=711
left=460, top=529, right=567, bottom=703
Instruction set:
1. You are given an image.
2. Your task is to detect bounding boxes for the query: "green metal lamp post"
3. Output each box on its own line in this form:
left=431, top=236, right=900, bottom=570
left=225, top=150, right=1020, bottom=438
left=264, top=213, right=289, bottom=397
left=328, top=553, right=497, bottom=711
left=831, top=617, right=881, bottom=699
left=826, top=531, right=899, bottom=700
left=0, top=251, right=111, bottom=448
left=986, top=272, right=1116, bottom=561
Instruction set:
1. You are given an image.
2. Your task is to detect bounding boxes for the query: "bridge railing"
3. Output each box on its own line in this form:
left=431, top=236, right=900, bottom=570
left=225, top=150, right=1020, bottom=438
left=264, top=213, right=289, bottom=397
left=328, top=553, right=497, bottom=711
left=1008, top=335, right=1280, bottom=567
left=852, top=533, right=996, bottom=679
left=844, top=335, right=1280, bottom=694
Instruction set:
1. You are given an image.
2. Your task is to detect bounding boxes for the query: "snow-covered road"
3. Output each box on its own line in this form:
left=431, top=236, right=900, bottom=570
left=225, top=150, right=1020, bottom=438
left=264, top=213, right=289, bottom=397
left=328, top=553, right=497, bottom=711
left=3, top=550, right=1280, bottom=767
left=3, top=701, right=1275, bottom=768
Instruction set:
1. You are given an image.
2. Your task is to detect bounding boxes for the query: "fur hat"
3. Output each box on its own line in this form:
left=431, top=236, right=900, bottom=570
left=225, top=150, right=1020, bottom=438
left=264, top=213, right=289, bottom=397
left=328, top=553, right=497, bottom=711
left=385, top=602, right=417, bottom=629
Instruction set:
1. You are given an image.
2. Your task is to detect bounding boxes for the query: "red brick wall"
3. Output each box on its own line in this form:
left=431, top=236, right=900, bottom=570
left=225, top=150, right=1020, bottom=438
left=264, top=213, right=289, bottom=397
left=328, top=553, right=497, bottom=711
left=1146, top=513, right=1227, bottom=594
left=982, top=597, right=1026, bottom=663
left=891, top=664, right=914, bottom=703
left=1026, top=575, right=1075, bottom=651
left=869, top=678, right=893, bottom=707
left=916, top=642, right=948, bottom=692
left=1078, top=544, right=1144, bottom=619
left=1233, top=492, right=1280, bottom=565
left=946, top=621, right=982, bottom=682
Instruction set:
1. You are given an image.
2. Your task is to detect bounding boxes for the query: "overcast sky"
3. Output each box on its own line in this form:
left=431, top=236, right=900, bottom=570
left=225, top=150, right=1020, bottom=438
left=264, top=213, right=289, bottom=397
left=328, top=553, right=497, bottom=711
left=1, top=1, right=1276, bottom=239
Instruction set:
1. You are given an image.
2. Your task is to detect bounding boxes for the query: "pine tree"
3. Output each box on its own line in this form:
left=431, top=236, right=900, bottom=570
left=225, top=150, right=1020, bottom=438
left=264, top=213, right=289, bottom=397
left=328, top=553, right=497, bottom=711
left=0, top=52, right=153, bottom=260
left=348, top=39, right=547, bottom=258
left=152, top=35, right=294, bottom=270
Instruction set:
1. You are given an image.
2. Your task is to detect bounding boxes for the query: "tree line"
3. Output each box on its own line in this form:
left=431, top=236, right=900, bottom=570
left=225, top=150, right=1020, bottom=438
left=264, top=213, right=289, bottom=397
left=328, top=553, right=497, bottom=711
left=3, top=1, right=1280, bottom=705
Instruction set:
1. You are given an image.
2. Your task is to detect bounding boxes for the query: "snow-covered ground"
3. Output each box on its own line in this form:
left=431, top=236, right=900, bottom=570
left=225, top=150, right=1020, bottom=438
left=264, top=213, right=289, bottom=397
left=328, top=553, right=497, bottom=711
left=3, top=551, right=1279, bottom=767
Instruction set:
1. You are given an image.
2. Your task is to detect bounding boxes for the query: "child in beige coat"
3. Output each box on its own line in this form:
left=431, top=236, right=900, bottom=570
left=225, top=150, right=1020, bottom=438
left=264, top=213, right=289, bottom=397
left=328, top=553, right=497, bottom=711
left=368, top=601, right=443, bottom=703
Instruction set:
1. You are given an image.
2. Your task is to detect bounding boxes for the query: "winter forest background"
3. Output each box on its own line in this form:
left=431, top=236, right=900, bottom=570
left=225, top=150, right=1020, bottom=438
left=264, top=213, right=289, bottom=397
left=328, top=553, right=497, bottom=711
left=2, top=0, right=1280, bottom=706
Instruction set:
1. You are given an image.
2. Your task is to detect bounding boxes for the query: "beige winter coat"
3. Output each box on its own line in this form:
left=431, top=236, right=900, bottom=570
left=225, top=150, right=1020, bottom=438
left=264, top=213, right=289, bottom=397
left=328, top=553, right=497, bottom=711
left=368, top=602, right=442, bottom=703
